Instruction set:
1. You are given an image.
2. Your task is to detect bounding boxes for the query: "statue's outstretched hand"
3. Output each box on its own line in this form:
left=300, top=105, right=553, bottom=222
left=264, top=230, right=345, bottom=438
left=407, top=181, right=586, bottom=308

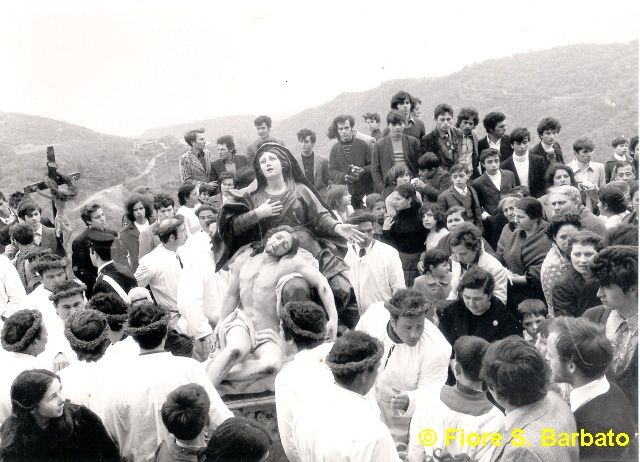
left=334, top=223, right=366, bottom=245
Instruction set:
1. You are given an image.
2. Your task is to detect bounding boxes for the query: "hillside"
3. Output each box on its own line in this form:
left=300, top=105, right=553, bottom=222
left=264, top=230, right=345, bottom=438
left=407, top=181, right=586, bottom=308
left=144, top=41, right=638, bottom=163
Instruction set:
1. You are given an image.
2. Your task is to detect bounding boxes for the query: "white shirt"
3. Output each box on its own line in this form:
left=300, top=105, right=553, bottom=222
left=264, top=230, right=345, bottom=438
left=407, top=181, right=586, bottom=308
left=179, top=230, right=212, bottom=269
left=0, top=352, right=47, bottom=425
left=453, top=185, right=469, bottom=196
left=293, top=382, right=400, bottom=462
left=176, top=205, right=201, bottom=236
left=177, top=250, right=228, bottom=339
left=356, top=302, right=452, bottom=443
left=102, top=336, right=140, bottom=362
left=487, top=135, right=501, bottom=151
left=33, top=224, right=43, bottom=246
left=569, top=375, right=610, bottom=412
left=58, top=360, right=114, bottom=421
left=487, top=170, right=502, bottom=190
left=344, top=241, right=405, bottom=313
left=0, top=254, right=25, bottom=318
left=102, top=351, right=233, bottom=462
left=135, top=244, right=182, bottom=311
left=513, top=152, right=530, bottom=188
left=134, top=220, right=151, bottom=233
left=448, top=251, right=509, bottom=304
left=275, top=343, right=334, bottom=462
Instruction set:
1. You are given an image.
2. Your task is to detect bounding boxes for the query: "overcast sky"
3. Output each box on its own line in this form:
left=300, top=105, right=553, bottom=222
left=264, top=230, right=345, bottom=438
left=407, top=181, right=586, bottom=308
left=0, top=0, right=638, bottom=137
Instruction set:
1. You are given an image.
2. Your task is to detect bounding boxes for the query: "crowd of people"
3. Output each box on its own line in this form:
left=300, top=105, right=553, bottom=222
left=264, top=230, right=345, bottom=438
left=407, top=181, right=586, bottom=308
left=0, top=92, right=638, bottom=461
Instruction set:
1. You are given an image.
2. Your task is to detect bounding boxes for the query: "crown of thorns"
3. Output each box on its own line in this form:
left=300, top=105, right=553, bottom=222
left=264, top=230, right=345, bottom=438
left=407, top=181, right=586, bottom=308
left=384, top=299, right=429, bottom=318
left=280, top=305, right=326, bottom=341
left=123, top=315, right=169, bottom=336
left=1, top=310, right=43, bottom=352
left=64, top=314, right=111, bottom=352
left=45, top=174, right=78, bottom=202
left=49, top=282, right=87, bottom=303
left=101, top=312, right=129, bottom=324
left=325, top=338, right=384, bottom=374
left=31, top=256, right=67, bottom=274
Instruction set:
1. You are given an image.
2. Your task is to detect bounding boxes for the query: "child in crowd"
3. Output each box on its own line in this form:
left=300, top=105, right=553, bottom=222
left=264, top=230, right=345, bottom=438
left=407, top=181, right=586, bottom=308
left=209, top=172, right=235, bottom=210
left=385, top=165, right=422, bottom=217
left=326, top=184, right=354, bottom=222
left=605, top=136, right=630, bottom=183
left=437, top=164, right=483, bottom=231
left=362, top=112, right=382, bottom=140
left=198, top=184, right=216, bottom=205
left=364, top=193, right=385, bottom=240
left=517, top=299, right=548, bottom=342
left=420, top=203, right=448, bottom=250
left=155, top=383, right=211, bottom=462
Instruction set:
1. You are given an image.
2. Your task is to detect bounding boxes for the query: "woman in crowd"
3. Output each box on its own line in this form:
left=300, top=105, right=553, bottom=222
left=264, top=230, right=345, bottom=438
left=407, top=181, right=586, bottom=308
left=201, top=416, right=272, bottom=462
left=495, top=194, right=521, bottom=257
left=537, top=164, right=577, bottom=220
left=384, top=165, right=422, bottom=217
left=325, top=184, right=353, bottom=223
left=114, top=193, right=154, bottom=272
left=623, top=180, right=639, bottom=224
left=382, top=183, right=426, bottom=286
left=420, top=203, right=448, bottom=250
left=540, top=213, right=582, bottom=312
left=434, top=206, right=496, bottom=258
left=0, top=369, right=119, bottom=461
left=499, top=197, right=551, bottom=311
left=598, top=184, right=630, bottom=229
left=447, top=222, right=508, bottom=304
left=552, top=231, right=604, bottom=317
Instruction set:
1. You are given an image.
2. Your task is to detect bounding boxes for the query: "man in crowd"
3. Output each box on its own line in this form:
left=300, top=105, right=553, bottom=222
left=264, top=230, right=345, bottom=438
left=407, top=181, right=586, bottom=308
left=530, top=116, right=565, bottom=169
left=17, top=201, right=63, bottom=257
left=500, top=128, right=546, bottom=198
left=246, top=115, right=285, bottom=161
left=90, top=232, right=137, bottom=302
left=421, top=103, right=463, bottom=171
left=72, top=203, right=117, bottom=298
left=413, top=152, right=452, bottom=203
left=384, top=90, right=425, bottom=141
left=179, top=128, right=216, bottom=190
left=139, top=192, right=177, bottom=258
left=211, top=135, right=250, bottom=187
left=568, top=137, right=605, bottom=211
left=328, top=114, right=373, bottom=209
left=293, top=128, right=331, bottom=196
left=363, top=112, right=383, bottom=140
left=455, top=107, right=481, bottom=178
left=477, top=111, right=513, bottom=161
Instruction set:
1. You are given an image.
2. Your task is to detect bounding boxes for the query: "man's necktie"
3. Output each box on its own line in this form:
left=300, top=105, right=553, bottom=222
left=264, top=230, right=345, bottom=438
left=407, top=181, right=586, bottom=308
left=176, top=254, right=183, bottom=269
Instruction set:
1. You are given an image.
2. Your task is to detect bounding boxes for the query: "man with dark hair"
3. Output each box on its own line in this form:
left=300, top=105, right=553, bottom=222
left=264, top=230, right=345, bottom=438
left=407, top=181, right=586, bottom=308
left=87, top=292, right=139, bottom=360
left=293, top=128, right=331, bottom=195
left=275, top=301, right=333, bottom=462
left=356, top=289, right=451, bottom=444
left=413, top=152, right=453, bottom=203
left=179, top=128, right=215, bottom=189
left=101, top=301, right=232, bottom=462
left=211, top=135, right=250, bottom=187
left=156, top=384, right=211, bottom=460
left=480, top=336, right=578, bottom=461
left=343, top=211, right=404, bottom=311
left=206, top=226, right=338, bottom=385
left=16, top=201, right=62, bottom=257
left=0, top=309, right=48, bottom=422
left=546, top=317, right=637, bottom=461
left=421, top=104, right=466, bottom=172
left=384, top=90, right=425, bottom=141
left=293, top=331, right=400, bottom=461
left=49, top=280, right=86, bottom=324
left=584, top=245, right=638, bottom=412
left=477, top=111, right=513, bottom=162
left=605, top=136, right=632, bottom=183
left=568, top=137, right=605, bottom=211
left=363, top=112, right=382, bottom=140
left=90, top=232, right=137, bottom=302
left=139, top=192, right=176, bottom=259
left=500, top=128, right=547, bottom=198
left=530, top=116, right=564, bottom=169
left=328, top=114, right=373, bottom=208
left=408, top=336, right=504, bottom=462
left=455, top=107, right=481, bottom=178
left=72, top=203, right=117, bottom=298
left=438, top=267, right=520, bottom=345
left=246, top=115, right=284, bottom=161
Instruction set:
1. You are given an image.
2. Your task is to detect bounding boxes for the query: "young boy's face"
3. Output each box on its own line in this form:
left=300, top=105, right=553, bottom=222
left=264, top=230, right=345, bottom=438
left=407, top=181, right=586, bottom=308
left=446, top=212, right=465, bottom=231
left=220, top=178, right=235, bottom=193
left=614, top=143, right=629, bottom=156
left=575, top=148, right=592, bottom=164
left=541, top=129, right=557, bottom=145
left=482, top=155, right=501, bottom=175
left=395, top=172, right=411, bottom=186
left=522, top=314, right=545, bottom=337
left=451, top=170, right=469, bottom=189
left=371, top=202, right=386, bottom=220
left=512, top=138, right=530, bottom=157
left=199, top=191, right=211, bottom=202
left=365, top=118, right=380, bottom=132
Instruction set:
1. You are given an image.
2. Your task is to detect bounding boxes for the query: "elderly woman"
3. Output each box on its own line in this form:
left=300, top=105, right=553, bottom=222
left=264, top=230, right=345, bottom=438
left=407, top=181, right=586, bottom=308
left=495, top=194, right=520, bottom=256
left=538, top=164, right=577, bottom=220
left=447, top=222, right=508, bottom=304
left=0, top=369, right=119, bottom=461
left=499, top=197, right=551, bottom=310
left=540, top=213, right=582, bottom=312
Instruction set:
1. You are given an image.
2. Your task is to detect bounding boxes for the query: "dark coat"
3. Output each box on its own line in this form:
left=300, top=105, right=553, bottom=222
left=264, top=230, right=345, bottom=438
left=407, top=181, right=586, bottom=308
left=416, top=167, right=453, bottom=203
left=328, top=138, right=373, bottom=199
left=93, top=261, right=138, bottom=300
left=381, top=202, right=426, bottom=254
left=71, top=227, right=118, bottom=298
left=552, top=267, right=601, bottom=317
left=371, top=135, right=421, bottom=195
left=114, top=219, right=155, bottom=273
left=210, top=155, right=251, bottom=184
left=500, top=153, right=547, bottom=198
left=438, top=295, right=521, bottom=346
left=292, top=151, right=331, bottom=195
left=583, top=305, right=638, bottom=414
left=436, top=185, right=484, bottom=232
left=471, top=169, right=518, bottom=215
left=420, top=127, right=463, bottom=171
left=530, top=141, right=564, bottom=170
left=477, top=134, right=513, bottom=162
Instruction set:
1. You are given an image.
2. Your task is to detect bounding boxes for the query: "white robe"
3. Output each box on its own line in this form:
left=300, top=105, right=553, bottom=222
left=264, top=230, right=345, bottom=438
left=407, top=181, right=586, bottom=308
left=58, top=359, right=114, bottom=421
left=102, top=336, right=140, bottom=362
left=293, top=382, right=400, bottom=462
left=356, top=302, right=452, bottom=443
left=0, top=352, right=48, bottom=425
left=101, top=351, right=233, bottom=462
left=275, top=343, right=334, bottom=462
left=408, top=385, right=504, bottom=462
